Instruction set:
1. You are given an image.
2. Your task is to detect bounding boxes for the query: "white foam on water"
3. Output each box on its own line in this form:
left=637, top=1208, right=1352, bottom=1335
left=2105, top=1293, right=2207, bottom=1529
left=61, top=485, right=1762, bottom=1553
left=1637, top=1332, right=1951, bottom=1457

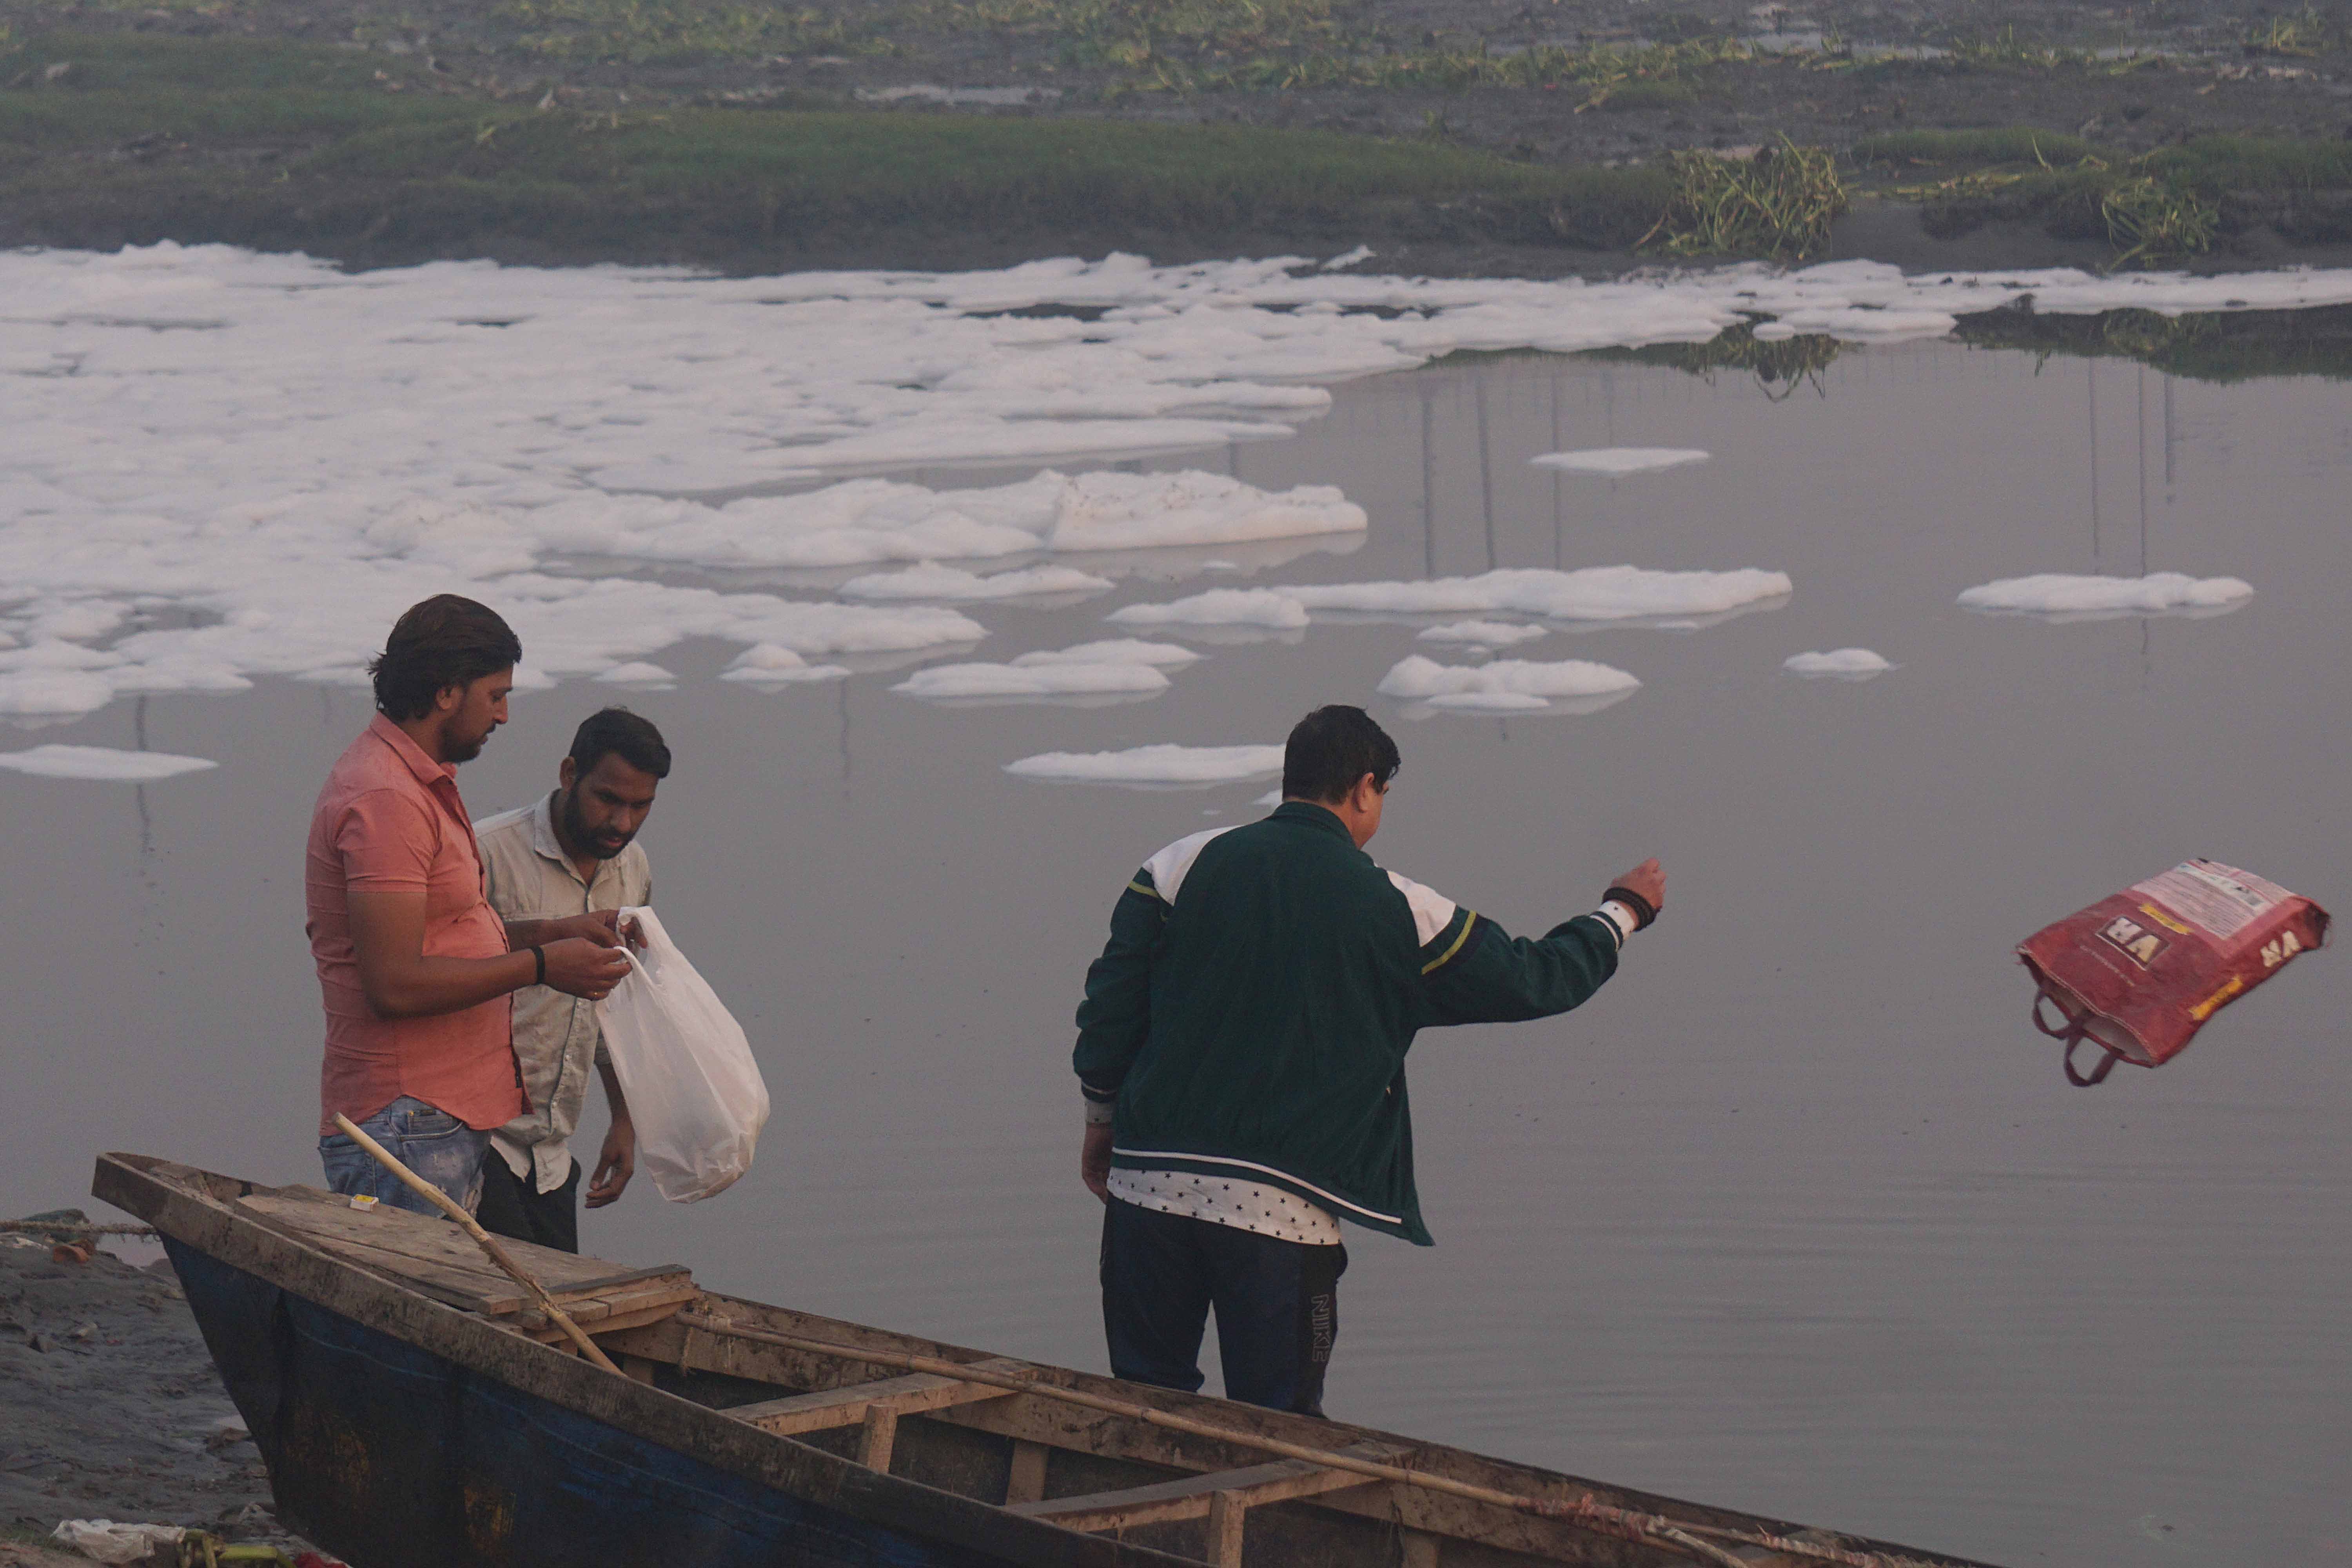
left=539, top=470, right=1362, bottom=572
left=1530, top=448, right=1710, bottom=475
left=837, top=562, right=1114, bottom=602
left=1292, top=567, right=1793, bottom=622
left=1013, top=639, right=1200, bottom=669
left=1957, top=572, right=2254, bottom=621
left=719, top=644, right=851, bottom=684
left=894, top=635, right=1202, bottom=703
left=1042, top=471, right=1363, bottom=553
left=1106, top=588, right=1312, bottom=630
left=1784, top=648, right=1894, bottom=679
left=1417, top=620, right=1550, bottom=647
left=894, top=634, right=1195, bottom=703
left=596, top=661, right=677, bottom=687
left=1005, top=743, right=1286, bottom=787
left=0, top=667, right=121, bottom=717
left=0, top=744, right=217, bottom=780
left=893, top=660, right=1171, bottom=702
left=1377, top=654, right=1642, bottom=715
left=5, top=241, right=2341, bottom=719
left=1425, top=690, right=1554, bottom=712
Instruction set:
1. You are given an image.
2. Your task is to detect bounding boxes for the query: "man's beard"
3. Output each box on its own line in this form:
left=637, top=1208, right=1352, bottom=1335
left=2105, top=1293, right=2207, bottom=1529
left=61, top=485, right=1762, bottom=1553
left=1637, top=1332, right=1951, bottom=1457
left=559, top=786, right=632, bottom=860
left=445, top=731, right=486, bottom=764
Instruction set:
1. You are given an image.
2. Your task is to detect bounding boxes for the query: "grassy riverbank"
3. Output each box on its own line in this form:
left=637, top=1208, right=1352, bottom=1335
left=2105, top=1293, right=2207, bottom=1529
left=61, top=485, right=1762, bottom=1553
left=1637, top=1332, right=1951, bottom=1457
left=0, top=32, right=1683, bottom=266
left=4, top=27, right=2352, bottom=272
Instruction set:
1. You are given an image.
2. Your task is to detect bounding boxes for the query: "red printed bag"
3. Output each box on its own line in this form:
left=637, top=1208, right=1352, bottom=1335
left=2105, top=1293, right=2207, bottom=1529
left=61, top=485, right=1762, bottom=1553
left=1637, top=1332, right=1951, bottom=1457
left=2018, top=860, right=2330, bottom=1086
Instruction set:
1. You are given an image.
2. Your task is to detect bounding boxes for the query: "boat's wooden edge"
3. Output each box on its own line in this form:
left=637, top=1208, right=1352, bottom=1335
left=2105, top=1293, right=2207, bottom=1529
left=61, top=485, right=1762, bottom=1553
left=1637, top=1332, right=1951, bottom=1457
left=601, top=1296, right=2002, bottom=1568
left=91, top=1152, right=1200, bottom=1568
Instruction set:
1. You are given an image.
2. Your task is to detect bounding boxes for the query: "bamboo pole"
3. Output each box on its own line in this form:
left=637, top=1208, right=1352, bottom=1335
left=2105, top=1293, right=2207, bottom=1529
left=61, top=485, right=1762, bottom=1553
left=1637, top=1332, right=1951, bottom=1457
left=332, top=1112, right=621, bottom=1376
left=674, top=1312, right=1801, bottom=1568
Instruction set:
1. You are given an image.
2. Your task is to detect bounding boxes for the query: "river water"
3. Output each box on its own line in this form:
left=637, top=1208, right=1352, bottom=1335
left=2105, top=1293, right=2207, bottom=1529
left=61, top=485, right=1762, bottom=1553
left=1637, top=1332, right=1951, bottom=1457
left=5, top=323, right=2346, bottom=1566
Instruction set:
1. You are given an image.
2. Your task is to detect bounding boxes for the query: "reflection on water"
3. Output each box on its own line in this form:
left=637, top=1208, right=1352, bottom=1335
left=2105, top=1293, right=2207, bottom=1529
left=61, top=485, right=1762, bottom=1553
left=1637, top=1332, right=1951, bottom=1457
left=1583, top=322, right=1847, bottom=399
left=5, top=334, right=2349, bottom=1568
left=1581, top=303, right=2352, bottom=399
left=1952, top=302, right=2352, bottom=384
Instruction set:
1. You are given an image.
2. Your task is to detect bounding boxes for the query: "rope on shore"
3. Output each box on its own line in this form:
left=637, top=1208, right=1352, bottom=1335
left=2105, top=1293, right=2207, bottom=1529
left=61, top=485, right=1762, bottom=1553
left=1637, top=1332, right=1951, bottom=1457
left=2, top=1219, right=160, bottom=1236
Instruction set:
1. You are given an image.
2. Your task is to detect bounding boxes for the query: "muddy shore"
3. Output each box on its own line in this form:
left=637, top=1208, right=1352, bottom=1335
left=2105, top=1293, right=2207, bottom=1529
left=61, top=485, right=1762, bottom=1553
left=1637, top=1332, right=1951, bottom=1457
left=0, top=1230, right=312, bottom=1564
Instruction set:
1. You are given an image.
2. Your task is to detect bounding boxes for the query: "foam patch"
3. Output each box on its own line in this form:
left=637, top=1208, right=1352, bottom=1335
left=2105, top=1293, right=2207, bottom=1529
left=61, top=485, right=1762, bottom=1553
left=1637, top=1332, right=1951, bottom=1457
left=1957, top=573, right=2254, bottom=620
left=1293, top=567, right=1793, bottom=622
left=894, top=660, right=1171, bottom=702
left=719, top=644, right=852, bottom=684
left=1417, top=620, right=1550, bottom=647
left=1530, top=448, right=1710, bottom=475
left=838, top=563, right=1114, bottom=602
left=1106, top=588, right=1312, bottom=630
left=0, top=744, right=218, bottom=780
left=1783, top=648, right=1894, bottom=679
left=1377, top=654, right=1642, bottom=715
left=1004, top=743, right=1285, bottom=786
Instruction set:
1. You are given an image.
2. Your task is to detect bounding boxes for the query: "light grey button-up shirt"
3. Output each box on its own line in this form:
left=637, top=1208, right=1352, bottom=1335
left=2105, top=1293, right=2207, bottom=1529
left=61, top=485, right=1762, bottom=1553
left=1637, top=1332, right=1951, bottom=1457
left=475, top=792, right=652, bottom=1194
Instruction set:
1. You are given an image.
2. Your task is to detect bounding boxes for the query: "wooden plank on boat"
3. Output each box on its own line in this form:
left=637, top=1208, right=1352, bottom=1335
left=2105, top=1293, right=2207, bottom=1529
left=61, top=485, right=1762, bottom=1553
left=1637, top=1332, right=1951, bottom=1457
left=517, top=1279, right=703, bottom=1333
left=726, top=1357, right=1030, bottom=1437
left=235, top=1193, right=690, bottom=1317
left=523, top=1298, right=701, bottom=1346
left=1007, top=1444, right=1398, bottom=1535
left=1005, top=1440, right=1050, bottom=1505
left=932, top=1394, right=1665, bottom=1563
left=252, top=1225, right=530, bottom=1314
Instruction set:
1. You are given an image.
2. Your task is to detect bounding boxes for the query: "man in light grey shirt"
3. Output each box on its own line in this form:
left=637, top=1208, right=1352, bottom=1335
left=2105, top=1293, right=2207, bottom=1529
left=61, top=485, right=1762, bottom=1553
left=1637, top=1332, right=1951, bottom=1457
left=473, top=708, right=668, bottom=1251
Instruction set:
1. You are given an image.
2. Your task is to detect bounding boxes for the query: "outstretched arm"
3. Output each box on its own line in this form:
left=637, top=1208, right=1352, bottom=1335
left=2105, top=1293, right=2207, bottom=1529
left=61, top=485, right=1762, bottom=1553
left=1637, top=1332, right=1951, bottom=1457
left=1417, top=858, right=1663, bottom=1026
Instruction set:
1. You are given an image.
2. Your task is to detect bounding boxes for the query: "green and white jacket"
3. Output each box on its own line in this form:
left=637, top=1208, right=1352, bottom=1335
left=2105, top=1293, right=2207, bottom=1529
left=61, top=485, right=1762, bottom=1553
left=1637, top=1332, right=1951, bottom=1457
left=1073, top=801, right=1627, bottom=1246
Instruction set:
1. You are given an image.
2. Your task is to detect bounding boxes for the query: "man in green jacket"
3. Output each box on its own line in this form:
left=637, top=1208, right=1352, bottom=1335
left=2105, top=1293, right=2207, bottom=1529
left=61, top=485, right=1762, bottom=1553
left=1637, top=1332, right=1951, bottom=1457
left=1073, top=704, right=1662, bottom=1415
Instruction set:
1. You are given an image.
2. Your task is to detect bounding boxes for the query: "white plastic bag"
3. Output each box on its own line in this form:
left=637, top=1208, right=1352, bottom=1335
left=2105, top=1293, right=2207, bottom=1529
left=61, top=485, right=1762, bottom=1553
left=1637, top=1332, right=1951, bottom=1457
left=51, top=1520, right=185, bottom=1564
left=595, top=907, right=770, bottom=1202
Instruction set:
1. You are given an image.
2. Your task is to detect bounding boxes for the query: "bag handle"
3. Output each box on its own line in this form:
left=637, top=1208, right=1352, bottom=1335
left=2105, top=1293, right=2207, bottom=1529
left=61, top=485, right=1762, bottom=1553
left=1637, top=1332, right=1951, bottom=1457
left=2033, top=989, right=2122, bottom=1087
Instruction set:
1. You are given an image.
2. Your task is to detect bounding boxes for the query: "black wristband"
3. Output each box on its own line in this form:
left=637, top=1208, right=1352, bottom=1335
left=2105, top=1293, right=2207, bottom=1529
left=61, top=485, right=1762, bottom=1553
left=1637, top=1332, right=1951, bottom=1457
left=1603, top=886, right=1657, bottom=931
left=530, top=945, right=546, bottom=985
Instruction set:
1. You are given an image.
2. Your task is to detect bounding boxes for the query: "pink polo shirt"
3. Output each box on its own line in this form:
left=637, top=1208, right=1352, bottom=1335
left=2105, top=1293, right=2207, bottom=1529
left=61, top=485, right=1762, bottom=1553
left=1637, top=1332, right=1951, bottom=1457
left=306, top=714, right=524, bottom=1135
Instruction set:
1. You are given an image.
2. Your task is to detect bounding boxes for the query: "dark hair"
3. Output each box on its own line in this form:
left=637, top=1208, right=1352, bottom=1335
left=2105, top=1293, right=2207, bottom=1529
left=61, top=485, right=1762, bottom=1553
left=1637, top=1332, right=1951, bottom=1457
left=569, top=707, right=672, bottom=781
left=369, top=595, right=522, bottom=721
left=1281, top=705, right=1400, bottom=804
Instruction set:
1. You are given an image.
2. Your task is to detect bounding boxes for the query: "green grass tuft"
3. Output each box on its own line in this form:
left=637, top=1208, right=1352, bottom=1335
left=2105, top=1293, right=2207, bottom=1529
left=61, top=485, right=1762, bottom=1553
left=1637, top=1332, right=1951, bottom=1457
left=2141, top=134, right=2352, bottom=192
left=2099, top=174, right=2219, bottom=267
left=1642, top=137, right=1846, bottom=260
left=2243, top=4, right=2338, bottom=56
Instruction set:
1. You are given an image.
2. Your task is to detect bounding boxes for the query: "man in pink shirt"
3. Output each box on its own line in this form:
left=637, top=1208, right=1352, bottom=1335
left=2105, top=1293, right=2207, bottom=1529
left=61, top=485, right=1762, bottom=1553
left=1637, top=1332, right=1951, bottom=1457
left=307, top=595, right=632, bottom=1215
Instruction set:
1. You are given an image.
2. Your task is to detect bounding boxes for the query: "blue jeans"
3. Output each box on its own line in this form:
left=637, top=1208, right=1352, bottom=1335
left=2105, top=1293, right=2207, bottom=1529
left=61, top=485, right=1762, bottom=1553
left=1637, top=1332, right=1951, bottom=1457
left=1100, top=1196, right=1347, bottom=1416
left=319, top=1096, right=491, bottom=1217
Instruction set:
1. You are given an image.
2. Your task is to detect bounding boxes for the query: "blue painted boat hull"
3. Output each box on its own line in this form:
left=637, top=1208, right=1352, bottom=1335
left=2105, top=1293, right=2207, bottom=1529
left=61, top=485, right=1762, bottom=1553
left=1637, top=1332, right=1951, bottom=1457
left=169, top=1241, right=1004, bottom=1568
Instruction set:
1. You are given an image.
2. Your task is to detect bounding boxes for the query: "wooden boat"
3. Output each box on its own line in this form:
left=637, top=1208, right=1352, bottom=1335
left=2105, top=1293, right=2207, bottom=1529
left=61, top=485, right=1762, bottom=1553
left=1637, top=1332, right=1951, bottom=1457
left=96, top=1152, right=2002, bottom=1568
